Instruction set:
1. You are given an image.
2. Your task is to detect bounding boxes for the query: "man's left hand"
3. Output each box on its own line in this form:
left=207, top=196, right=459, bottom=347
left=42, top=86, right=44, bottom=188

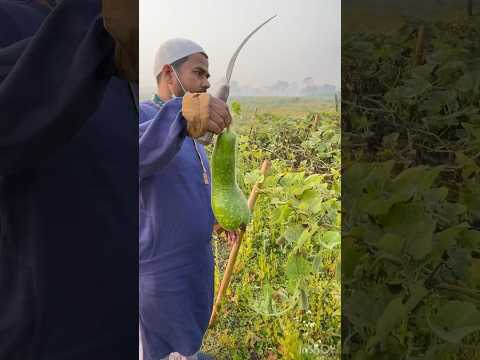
left=213, top=224, right=240, bottom=249
left=102, top=0, right=139, bottom=81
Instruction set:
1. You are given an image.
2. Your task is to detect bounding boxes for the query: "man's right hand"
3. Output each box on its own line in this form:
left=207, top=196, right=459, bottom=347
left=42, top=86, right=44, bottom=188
left=207, top=95, right=232, bottom=134
left=181, top=92, right=231, bottom=138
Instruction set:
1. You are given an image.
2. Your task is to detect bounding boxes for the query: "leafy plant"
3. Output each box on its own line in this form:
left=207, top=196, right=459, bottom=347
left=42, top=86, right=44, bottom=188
left=203, top=97, right=340, bottom=358
left=342, top=16, right=480, bottom=359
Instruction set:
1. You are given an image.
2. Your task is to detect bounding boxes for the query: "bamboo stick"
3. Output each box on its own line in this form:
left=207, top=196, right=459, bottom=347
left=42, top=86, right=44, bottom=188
left=209, top=159, right=271, bottom=327
left=415, top=24, right=426, bottom=65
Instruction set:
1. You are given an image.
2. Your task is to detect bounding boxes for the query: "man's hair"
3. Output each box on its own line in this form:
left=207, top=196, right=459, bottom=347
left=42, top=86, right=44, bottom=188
left=156, top=52, right=208, bottom=85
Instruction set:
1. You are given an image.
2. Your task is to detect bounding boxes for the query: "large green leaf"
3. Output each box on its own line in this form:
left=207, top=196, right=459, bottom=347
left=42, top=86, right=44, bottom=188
left=342, top=237, right=362, bottom=281
left=428, top=301, right=480, bottom=343
left=376, top=233, right=404, bottom=256
left=285, top=254, right=313, bottom=292
left=344, top=288, right=391, bottom=328
left=380, top=203, right=436, bottom=260
left=318, top=230, right=341, bottom=249
left=367, top=297, right=408, bottom=349
left=294, top=224, right=318, bottom=251
left=280, top=224, right=304, bottom=245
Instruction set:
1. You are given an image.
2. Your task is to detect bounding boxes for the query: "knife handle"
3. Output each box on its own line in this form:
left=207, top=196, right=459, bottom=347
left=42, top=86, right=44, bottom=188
left=215, top=82, right=230, bottom=102
left=196, top=132, right=214, bottom=145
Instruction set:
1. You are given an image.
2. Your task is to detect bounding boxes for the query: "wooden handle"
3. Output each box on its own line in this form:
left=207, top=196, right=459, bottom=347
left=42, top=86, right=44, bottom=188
left=209, top=159, right=271, bottom=327
left=312, top=114, right=320, bottom=130
left=247, top=160, right=271, bottom=209
left=415, top=24, right=426, bottom=65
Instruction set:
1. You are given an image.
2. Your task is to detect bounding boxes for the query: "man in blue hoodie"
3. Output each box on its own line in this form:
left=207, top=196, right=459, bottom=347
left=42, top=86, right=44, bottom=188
left=139, top=38, right=237, bottom=360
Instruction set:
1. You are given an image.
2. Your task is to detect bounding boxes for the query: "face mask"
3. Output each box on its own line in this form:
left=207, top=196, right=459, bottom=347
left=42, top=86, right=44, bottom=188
left=168, top=65, right=187, bottom=99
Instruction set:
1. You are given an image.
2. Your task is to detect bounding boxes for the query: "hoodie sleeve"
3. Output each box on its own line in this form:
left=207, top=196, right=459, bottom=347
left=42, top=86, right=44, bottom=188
left=0, top=0, right=116, bottom=175
left=139, top=98, right=189, bottom=179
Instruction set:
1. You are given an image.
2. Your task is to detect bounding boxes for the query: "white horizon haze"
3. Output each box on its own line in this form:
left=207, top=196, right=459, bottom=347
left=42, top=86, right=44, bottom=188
left=140, top=0, right=340, bottom=95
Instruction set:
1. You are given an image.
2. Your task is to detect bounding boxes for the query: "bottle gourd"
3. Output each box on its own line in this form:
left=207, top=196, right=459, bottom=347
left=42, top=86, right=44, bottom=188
left=211, top=128, right=251, bottom=231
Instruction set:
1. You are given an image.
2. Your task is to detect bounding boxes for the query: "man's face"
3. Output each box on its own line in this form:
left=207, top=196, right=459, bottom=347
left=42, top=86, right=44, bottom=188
left=173, top=53, right=210, bottom=95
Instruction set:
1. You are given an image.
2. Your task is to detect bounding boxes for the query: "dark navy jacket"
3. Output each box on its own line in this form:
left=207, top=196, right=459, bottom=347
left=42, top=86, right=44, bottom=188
left=0, top=1, right=138, bottom=358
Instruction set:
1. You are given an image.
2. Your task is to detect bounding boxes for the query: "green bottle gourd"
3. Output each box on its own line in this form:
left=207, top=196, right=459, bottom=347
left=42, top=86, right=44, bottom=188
left=211, top=128, right=251, bottom=231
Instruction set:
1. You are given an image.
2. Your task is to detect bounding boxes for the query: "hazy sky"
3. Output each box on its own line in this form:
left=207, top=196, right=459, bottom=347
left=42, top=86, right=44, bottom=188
left=140, top=0, right=340, bottom=90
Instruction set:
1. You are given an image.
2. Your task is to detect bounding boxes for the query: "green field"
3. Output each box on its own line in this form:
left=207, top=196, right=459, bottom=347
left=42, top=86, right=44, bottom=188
left=343, top=0, right=476, bottom=32
left=201, top=97, right=341, bottom=359
left=342, top=14, right=480, bottom=359
left=138, top=91, right=335, bottom=118
left=229, top=96, right=336, bottom=118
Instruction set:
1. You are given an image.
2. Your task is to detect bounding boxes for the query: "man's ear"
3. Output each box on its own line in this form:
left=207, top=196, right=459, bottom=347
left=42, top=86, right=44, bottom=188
left=162, top=64, right=173, bottom=83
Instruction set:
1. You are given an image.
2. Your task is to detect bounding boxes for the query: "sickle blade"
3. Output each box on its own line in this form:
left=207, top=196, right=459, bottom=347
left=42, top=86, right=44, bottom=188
left=225, top=14, right=277, bottom=82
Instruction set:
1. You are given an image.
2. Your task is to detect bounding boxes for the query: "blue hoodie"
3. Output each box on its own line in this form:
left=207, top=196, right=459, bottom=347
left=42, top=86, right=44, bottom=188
left=139, top=97, right=215, bottom=359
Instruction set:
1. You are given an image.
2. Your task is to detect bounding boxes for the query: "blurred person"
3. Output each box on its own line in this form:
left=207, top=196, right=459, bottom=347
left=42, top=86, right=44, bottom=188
left=0, top=0, right=140, bottom=358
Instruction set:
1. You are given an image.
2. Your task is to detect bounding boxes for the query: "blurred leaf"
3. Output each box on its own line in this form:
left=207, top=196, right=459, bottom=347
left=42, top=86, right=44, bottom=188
left=300, top=288, right=309, bottom=311
left=231, top=101, right=241, bottom=116
left=281, top=224, right=304, bottom=245
left=286, top=255, right=312, bottom=292
left=380, top=203, right=436, bottom=260
left=318, top=230, right=341, bottom=249
left=428, top=301, right=480, bottom=343
left=368, top=297, right=408, bottom=349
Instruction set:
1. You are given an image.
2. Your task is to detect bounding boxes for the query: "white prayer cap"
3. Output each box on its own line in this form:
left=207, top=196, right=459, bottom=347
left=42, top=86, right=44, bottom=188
left=153, top=38, right=206, bottom=78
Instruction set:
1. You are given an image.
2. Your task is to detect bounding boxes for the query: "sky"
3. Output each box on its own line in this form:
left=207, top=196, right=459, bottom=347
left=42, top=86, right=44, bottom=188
left=140, top=0, right=340, bottom=91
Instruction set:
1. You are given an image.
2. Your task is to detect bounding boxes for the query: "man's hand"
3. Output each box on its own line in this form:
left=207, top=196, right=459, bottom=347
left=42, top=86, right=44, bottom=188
left=182, top=93, right=231, bottom=138
left=102, top=0, right=139, bottom=81
left=213, top=224, right=240, bottom=249
left=208, top=96, right=232, bottom=134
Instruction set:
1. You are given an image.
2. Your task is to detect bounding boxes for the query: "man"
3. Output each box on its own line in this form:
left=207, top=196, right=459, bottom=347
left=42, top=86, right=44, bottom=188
left=0, top=1, right=140, bottom=358
left=139, top=38, right=237, bottom=360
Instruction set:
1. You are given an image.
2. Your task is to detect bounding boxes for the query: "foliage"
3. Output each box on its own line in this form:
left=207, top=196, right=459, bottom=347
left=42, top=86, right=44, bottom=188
left=203, top=98, right=341, bottom=359
left=342, top=17, right=480, bottom=359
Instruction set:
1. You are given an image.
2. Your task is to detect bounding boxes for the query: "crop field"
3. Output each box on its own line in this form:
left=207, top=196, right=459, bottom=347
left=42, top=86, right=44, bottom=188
left=342, top=14, right=480, bottom=360
left=202, top=96, right=341, bottom=359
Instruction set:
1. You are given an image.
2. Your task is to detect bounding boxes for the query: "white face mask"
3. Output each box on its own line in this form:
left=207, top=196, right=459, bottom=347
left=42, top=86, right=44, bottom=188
left=168, top=65, right=187, bottom=99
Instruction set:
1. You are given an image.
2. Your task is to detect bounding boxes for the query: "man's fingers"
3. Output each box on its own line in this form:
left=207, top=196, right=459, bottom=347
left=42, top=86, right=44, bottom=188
left=208, top=111, right=228, bottom=134
left=228, top=231, right=239, bottom=246
left=207, top=120, right=222, bottom=134
left=210, top=102, right=229, bottom=121
left=210, top=96, right=229, bottom=111
left=226, top=232, right=233, bottom=244
left=210, top=99, right=229, bottom=116
left=210, top=107, right=230, bottom=130
left=209, top=97, right=233, bottom=132
left=213, top=223, right=222, bottom=234
left=209, top=112, right=225, bottom=133
left=211, top=98, right=232, bottom=122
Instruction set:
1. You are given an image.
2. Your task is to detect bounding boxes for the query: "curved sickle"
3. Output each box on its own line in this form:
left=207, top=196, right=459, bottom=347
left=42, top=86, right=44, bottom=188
left=225, top=14, right=277, bottom=82
left=198, top=15, right=277, bottom=145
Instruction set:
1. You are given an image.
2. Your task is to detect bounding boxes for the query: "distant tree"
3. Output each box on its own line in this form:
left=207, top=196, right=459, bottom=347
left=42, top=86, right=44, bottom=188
left=272, top=80, right=289, bottom=95
left=290, top=82, right=299, bottom=96
left=301, top=83, right=336, bottom=96
left=303, top=77, right=314, bottom=87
